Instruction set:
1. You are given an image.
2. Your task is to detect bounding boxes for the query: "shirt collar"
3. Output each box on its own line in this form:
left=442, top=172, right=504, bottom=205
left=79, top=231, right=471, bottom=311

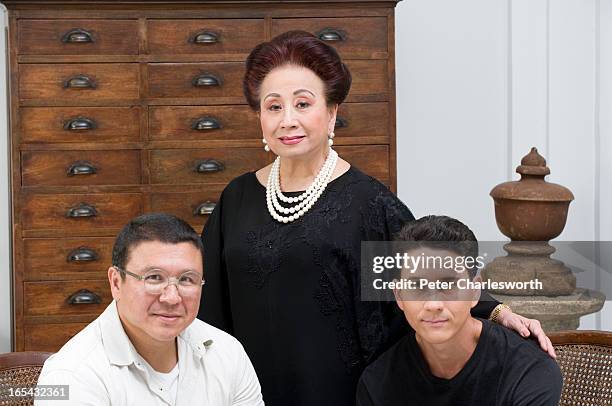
left=99, top=301, right=212, bottom=366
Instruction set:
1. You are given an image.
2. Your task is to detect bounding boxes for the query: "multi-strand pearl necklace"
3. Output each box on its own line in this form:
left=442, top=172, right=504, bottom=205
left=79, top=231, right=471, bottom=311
left=266, top=149, right=338, bottom=223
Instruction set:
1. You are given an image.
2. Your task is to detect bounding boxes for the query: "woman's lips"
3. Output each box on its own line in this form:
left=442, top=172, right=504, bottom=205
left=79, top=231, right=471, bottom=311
left=279, top=135, right=305, bottom=145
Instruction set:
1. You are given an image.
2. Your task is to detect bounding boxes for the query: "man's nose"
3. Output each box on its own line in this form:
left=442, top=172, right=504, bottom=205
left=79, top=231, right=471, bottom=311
left=159, top=282, right=182, bottom=304
left=423, top=300, right=444, bottom=312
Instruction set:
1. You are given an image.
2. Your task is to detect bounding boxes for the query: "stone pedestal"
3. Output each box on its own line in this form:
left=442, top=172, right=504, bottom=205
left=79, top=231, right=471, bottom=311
left=491, top=289, right=606, bottom=331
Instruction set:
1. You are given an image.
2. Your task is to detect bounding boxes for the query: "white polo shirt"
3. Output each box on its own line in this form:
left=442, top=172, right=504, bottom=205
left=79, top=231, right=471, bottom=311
left=35, top=301, right=264, bottom=406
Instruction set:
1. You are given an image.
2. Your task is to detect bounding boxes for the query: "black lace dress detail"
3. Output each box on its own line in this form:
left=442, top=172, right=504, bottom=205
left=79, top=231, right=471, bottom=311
left=197, top=167, right=497, bottom=406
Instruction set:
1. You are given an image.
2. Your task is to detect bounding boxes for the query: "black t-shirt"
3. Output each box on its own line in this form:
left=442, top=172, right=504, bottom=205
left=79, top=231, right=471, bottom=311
left=357, top=319, right=562, bottom=406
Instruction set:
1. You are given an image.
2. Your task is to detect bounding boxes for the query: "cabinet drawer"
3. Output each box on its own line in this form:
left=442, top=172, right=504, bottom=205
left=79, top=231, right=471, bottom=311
left=272, top=17, right=388, bottom=58
left=149, top=105, right=259, bottom=141
left=150, top=187, right=225, bottom=230
left=24, top=280, right=111, bottom=317
left=20, top=107, right=140, bottom=143
left=150, top=148, right=269, bottom=185
left=335, top=103, right=389, bottom=140
left=24, top=323, right=89, bottom=352
left=344, top=60, right=388, bottom=102
left=147, top=19, right=265, bottom=55
left=21, top=193, right=143, bottom=232
left=148, top=62, right=244, bottom=99
left=22, top=150, right=141, bottom=187
left=19, top=64, right=140, bottom=103
left=18, top=19, right=139, bottom=55
left=336, top=145, right=389, bottom=184
left=24, top=237, right=114, bottom=281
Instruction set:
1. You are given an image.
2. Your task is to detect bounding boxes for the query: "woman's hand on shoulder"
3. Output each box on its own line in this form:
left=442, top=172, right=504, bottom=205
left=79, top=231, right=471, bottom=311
left=495, top=308, right=557, bottom=359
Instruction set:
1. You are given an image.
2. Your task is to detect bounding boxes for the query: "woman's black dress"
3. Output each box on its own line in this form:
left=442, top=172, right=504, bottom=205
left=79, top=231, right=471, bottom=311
left=198, top=166, right=497, bottom=406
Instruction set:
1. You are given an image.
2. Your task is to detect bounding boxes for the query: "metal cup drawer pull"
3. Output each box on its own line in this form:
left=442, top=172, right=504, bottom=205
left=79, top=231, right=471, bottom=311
left=335, top=117, right=348, bottom=129
left=61, top=28, right=94, bottom=43
left=317, top=28, right=347, bottom=42
left=195, top=159, right=224, bottom=173
left=192, top=117, right=221, bottom=131
left=63, top=75, right=97, bottom=89
left=63, top=117, right=97, bottom=131
left=194, top=201, right=217, bottom=216
left=67, top=247, right=99, bottom=263
left=191, top=31, right=219, bottom=44
left=192, top=73, right=222, bottom=87
left=66, top=161, right=97, bottom=176
left=67, top=289, right=101, bottom=305
left=66, top=203, right=98, bottom=218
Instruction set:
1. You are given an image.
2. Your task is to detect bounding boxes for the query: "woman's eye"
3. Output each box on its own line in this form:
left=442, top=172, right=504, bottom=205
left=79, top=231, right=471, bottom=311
left=296, top=102, right=310, bottom=109
left=268, top=104, right=281, bottom=111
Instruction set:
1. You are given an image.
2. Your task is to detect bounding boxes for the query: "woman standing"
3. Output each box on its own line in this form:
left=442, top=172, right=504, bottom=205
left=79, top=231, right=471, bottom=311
left=198, top=31, right=553, bottom=406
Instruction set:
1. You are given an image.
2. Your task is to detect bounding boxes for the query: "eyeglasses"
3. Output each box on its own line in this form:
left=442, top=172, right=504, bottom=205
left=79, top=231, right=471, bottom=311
left=114, top=266, right=205, bottom=296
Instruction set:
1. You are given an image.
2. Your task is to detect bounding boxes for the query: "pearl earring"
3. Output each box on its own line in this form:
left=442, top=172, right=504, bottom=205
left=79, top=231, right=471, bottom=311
left=328, top=131, right=335, bottom=147
left=263, top=138, right=270, bottom=152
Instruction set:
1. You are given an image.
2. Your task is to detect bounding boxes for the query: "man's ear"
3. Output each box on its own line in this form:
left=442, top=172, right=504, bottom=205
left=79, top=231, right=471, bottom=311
left=393, top=287, right=406, bottom=312
left=108, top=266, right=122, bottom=301
left=470, top=275, right=482, bottom=309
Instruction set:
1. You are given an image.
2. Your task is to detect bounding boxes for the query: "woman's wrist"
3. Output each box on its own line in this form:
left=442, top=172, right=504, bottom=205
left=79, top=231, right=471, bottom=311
left=489, top=303, right=512, bottom=324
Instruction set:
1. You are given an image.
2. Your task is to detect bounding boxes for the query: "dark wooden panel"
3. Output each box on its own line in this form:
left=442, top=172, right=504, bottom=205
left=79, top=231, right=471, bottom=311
left=272, top=17, right=388, bottom=58
left=18, top=19, right=139, bottom=55
left=150, top=147, right=269, bottom=184
left=20, top=107, right=140, bottom=143
left=150, top=186, right=225, bottom=230
left=149, top=105, right=259, bottom=141
left=19, top=63, right=140, bottom=102
left=21, top=150, right=141, bottom=186
left=21, top=193, right=143, bottom=231
left=23, top=237, right=114, bottom=281
left=335, top=102, right=389, bottom=139
left=344, top=60, right=388, bottom=101
left=147, top=62, right=244, bottom=98
left=147, top=19, right=265, bottom=55
left=24, top=280, right=111, bottom=317
left=24, top=323, right=89, bottom=352
left=335, top=145, right=389, bottom=184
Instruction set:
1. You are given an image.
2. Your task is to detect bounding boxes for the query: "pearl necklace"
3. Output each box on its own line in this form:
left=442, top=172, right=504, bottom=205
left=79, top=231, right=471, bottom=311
left=266, top=149, right=338, bottom=223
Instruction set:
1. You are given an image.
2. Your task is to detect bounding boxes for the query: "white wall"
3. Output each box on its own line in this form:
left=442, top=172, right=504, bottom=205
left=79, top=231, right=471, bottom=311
left=0, top=4, right=11, bottom=352
left=396, top=0, right=611, bottom=330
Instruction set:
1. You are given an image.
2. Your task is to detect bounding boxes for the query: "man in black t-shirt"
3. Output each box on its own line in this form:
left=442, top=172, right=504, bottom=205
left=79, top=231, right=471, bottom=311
left=357, top=216, right=562, bottom=406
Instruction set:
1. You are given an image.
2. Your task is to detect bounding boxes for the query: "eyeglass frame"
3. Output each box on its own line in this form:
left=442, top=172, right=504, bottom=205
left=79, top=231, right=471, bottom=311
left=113, top=266, right=205, bottom=295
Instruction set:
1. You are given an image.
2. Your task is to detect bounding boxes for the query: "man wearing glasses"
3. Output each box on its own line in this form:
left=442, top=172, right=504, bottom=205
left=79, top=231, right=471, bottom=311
left=36, top=213, right=264, bottom=405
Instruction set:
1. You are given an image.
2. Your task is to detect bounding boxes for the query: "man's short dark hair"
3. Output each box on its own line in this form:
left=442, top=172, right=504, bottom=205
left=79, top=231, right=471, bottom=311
left=112, top=213, right=203, bottom=278
left=393, top=215, right=479, bottom=278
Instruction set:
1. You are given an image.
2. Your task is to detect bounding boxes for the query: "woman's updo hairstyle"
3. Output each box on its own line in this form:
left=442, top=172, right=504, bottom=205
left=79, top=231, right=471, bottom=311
left=243, top=30, right=352, bottom=111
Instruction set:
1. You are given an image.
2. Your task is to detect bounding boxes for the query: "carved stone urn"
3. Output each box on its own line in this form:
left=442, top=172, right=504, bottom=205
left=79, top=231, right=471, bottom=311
left=483, top=147, right=605, bottom=330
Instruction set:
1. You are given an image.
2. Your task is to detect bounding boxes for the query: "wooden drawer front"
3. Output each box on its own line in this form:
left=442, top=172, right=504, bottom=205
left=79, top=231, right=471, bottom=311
left=335, top=103, right=389, bottom=140
left=150, top=148, right=269, bottom=185
left=22, top=150, right=141, bottom=187
left=24, top=323, right=88, bottom=352
left=18, top=19, right=139, bottom=55
left=147, top=19, right=265, bottom=55
left=24, top=237, right=114, bottom=281
left=19, top=64, right=140, bottom=103
left=20, top=107, right=140, bottom=143
left=149, top=105, right=259, bottom=141
left=24, top=280, right=111, bottom=317
left=344, top=60, right=388, bottom=102
left=336, top=145, right=389, bottom=183
left=272, top=17, right=388, bottom=58
left=21, top=193, right=143, bottom=232
left=150, top=187, right=224, bottom=230
left=148, top=63, right=244, bottom=99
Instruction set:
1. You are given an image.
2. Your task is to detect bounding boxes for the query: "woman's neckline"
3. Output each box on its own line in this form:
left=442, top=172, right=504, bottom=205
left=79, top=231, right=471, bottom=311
left=252, top=165, right=353, bottom=193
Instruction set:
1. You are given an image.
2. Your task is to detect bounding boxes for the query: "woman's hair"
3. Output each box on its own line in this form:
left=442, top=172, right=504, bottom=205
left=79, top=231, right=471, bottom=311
left=243, top=30, right=352, bottom=111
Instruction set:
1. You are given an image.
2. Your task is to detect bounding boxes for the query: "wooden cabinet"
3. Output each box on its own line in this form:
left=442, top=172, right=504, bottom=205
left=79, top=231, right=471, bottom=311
left=6, top=0, right=401, bottom=351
